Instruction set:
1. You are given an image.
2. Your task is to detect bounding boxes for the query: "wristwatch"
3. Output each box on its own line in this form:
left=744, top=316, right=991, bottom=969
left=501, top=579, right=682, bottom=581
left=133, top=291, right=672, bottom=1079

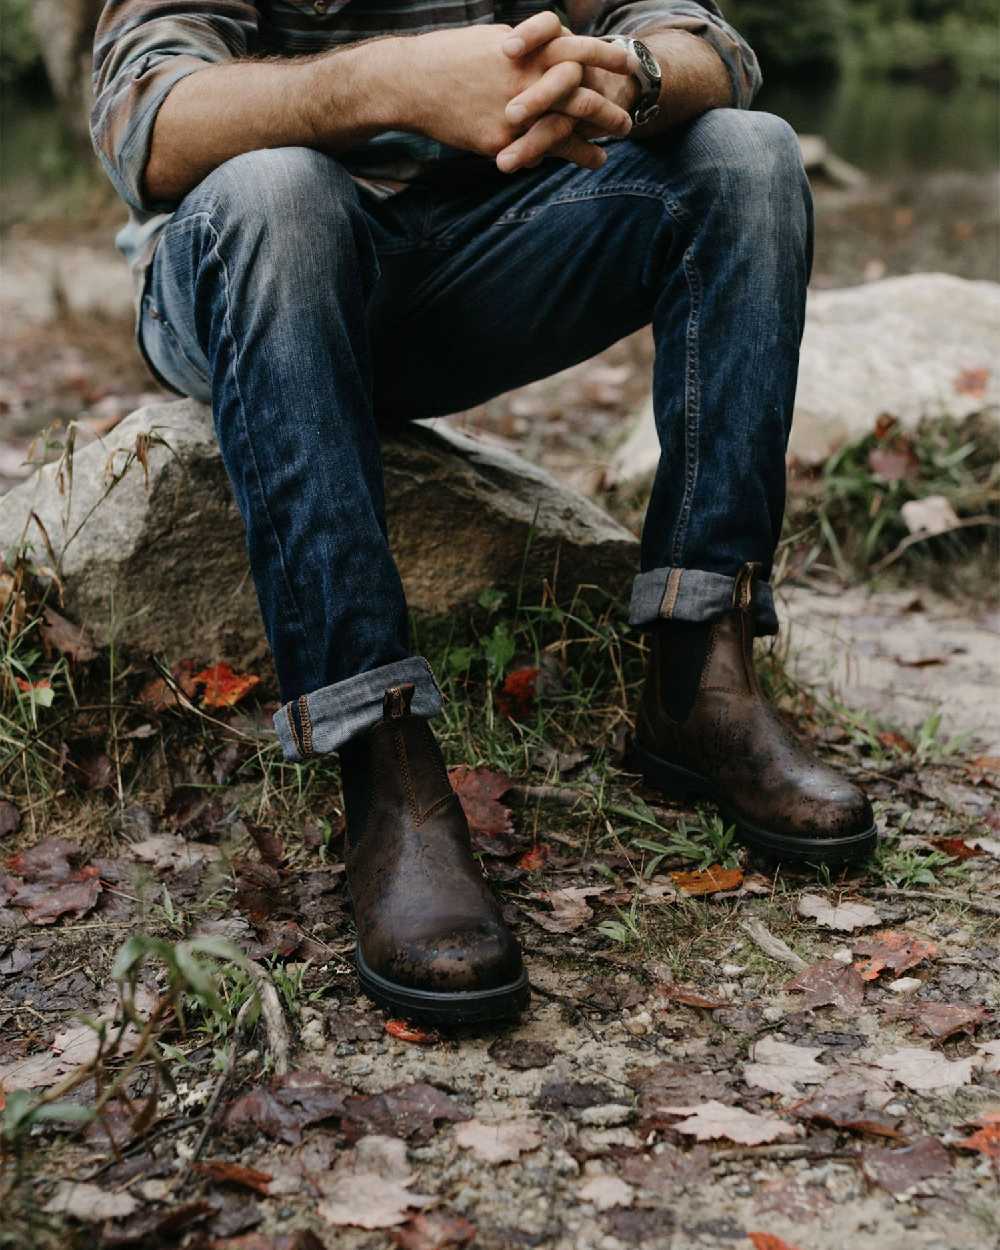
left=601, top=36, right=662, bottom=127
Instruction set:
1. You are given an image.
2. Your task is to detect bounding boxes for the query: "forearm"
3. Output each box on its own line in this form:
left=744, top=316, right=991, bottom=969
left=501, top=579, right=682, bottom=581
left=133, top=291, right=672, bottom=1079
left=144, top=38, right=411, bottom=204
left=625, top=29, right=732, bottom=139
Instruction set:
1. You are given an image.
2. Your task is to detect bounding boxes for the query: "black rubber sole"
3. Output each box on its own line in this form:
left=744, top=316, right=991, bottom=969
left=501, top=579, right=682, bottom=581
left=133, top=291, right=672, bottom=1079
left=633, top=742, right=878, bottom=867
left=356, top=947, right=530, bottom=1026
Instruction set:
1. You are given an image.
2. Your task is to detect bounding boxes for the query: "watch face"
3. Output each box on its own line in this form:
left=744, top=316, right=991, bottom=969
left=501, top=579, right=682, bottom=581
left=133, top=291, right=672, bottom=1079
left=633, top=40, right=661, bottom=84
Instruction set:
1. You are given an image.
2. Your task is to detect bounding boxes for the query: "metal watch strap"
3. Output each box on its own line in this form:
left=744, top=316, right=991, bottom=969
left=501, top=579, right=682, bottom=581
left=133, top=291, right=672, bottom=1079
left=601, top=35, right=661, bottom=127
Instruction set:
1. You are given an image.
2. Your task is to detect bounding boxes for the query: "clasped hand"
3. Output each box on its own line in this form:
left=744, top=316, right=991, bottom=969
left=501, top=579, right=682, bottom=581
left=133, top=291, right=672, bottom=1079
left=415, top=11, right=637, bottom=173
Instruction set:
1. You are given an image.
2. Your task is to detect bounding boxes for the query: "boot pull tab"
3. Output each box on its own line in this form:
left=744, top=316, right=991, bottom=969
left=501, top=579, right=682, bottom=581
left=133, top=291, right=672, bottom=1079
left=383, top=683, right=415, bottom=720
left=732, top=562, right=760, bottom=614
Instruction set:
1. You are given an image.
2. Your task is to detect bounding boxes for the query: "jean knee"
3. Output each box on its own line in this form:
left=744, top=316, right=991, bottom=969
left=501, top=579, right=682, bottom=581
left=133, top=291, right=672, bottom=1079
left=686, top=109, right=808, bottom=203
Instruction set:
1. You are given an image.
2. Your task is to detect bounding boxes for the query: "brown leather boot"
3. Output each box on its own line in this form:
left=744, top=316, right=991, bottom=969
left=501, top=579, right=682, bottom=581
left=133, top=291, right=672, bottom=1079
left=340, top=683, right=528, bottom=1024
left=633, top=565, right=875, bottom=866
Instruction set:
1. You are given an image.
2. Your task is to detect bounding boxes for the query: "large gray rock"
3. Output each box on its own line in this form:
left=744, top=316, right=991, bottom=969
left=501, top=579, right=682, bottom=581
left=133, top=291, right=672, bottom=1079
left=606, top=273, right=1000, bottom=487
left=0, top=401, right=638, bottom=662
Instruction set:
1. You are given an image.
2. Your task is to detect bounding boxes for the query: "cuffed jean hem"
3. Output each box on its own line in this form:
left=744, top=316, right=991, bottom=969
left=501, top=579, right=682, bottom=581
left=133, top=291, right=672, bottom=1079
left=628, top=567, right=779, bottom=636
left=273, top=656, right=443, bottom=763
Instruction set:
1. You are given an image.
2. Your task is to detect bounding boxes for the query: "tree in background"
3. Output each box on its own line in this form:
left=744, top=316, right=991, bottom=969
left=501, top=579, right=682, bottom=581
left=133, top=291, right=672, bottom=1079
left=725, top=1, right=847, bottom=78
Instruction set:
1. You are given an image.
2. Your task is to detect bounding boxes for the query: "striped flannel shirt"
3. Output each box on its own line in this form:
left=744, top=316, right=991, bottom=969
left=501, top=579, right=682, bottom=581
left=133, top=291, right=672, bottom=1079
left=90, top=1, right=761, bottom=304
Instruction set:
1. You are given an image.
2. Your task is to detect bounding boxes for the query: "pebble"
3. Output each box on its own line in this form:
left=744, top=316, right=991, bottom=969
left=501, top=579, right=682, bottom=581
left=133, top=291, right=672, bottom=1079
left=888, top=977, right=922, bottom=994
left=579, top=1103, right=633, bottom=1127
left=831, top=946, right=853, bottom=963
left=301, top=1017, right=326, bottom=1051
left=762, top=1005, right=784, bottom=1022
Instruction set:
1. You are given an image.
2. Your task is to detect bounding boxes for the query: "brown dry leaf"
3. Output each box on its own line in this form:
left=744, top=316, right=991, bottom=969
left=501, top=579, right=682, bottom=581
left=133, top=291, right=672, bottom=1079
left=877, top=730, right=914, bottom=754
left=956, top=1112, right=1000, bottom=1159
left=453, top=1117, right=542, bottom=1163
left=341, top=1082, right=471, bottom=1144
left=194, top=1161, right=272, bottom=1195
left=954, top=366, right=990, bottom=398
left=224, top=1070, right=351, bottom=1144
left=318, top=1173, right=432, bottom=1229
left=192, top=663, right=261, bottom=709
left=663, top=1100, right=796, bottom=1145
left=12, top=874, right=102, bottom=925
left=791, top=1091, right=905, bottom=1140
left=670, top=865, right=743, bottom=896
left=797, top=893, right=881, bottom=933
left=748, top=1235, right=805, bottom=1250
left=447, top=765, right=514, bottom=836
left=862, top=1136, right=951, bottom=1199
left=929, top=837, right=982, bottom=861
left=43, top=1181, right=139, bottom=1222
left=131, top=834, right=222, bottom=872
left=390, top=1212, right=477, bottom=1250
left=853, top=930, right=938, bottom=981
left=907, top=1001, right=988, bottom=1040
left=487, top=1038, right=556, bottom=1070
left=6, top=836, right=80, bottom=881
left=40, top=606, right=97, bottom=662
left=522, top=884, right=611, bottom=933
left=743, top=1036, right=826, bottom=1098
left=785, top=958, right=866, bottom=1011
left=875, top=1047, right=976, bottom=1093
left=657, top=982, right=726, bottom=1010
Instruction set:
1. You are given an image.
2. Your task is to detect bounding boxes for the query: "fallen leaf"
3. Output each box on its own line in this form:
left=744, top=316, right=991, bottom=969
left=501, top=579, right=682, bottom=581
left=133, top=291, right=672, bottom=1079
left=523, top=884, right=611, bottom=933
left=224, top=1070, right=351, bottom=1144
left=453, top=1117, right=542, bottom=1163
left=194, top=1161, right=272, bottom=1195
left=797, top=894, right=881, bottom=932
left=876, top=1047, right=976, bottom=1092
left=100, top=1199, right=214, bottom=1246
left=853, top=931, right=938, bottom=981
left=341, top=1082, right=471, bottom=1144
left=12, top=875, right=101, bottom=925
left=954, top=367, right=990, bottom=399
left=785, top=958, right=865, bottom=1011
left=39, top=607, right=97, bottom=662
left=868, top=442, right=919, bottom=482
left=657, top=983, right=726, bottom=1010
left=497, top=665, right=539, bottom=719
left=448, top=765, right=513, bottom=836
left=862, top=1136, right=951, bottom=1199
left=578, top=1174, right=634, bottom=1210
left=663, top=1100, right=796, bottom=1145
left=385, top=1020, right=439, bottom=1046
left=517, top=844, right=548, bottom=873
left=670, top=865, right=743, bottom=896
left=900, top=495, right=960, bottom=537
left=6, top=836, right=80, bottom=881
left=487, top=1037, right=556, bottom=1070
left=956, top=1112, right=1000, bottom=1159
left=535, top=1080, right=618, bottom=1112
left=43, top=1181, right=138, bottom=1222
left=904, top=1001, right=988, bottom=1040
left=131, top=833, right=222, bottom=871
left=318, top=1173, right=432, bottom=1229
left=929, top=837, right=981, bottom=861
left=192, top=663, right=261, bottom=708
left=743, top=1036, right=826, bottom=1099
left=791, top=1090, right=905, bottom=1140
left=878, top=730, right=914, bottom=753
left=390, top=1212, right=477, bottom=1250
left=748, top=1235, right=805, bottom=1250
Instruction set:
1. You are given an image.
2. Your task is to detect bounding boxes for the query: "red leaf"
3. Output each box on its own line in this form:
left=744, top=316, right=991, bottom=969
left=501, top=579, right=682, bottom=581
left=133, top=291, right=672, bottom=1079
left=670, top=865, right=743, bottom=896
left=877, top=731, right=914, bottom=754
left=748, top=1235, right=805, bottom=1250
left=658, top=983, right=726, bottom=1009
left=517, top=844, right=548, bottom=873
left=192, top=663, right=261, bottom=709
left=929, top=837, right=981, bottom=861
left=497, top=665, right=539, bottom=719
left=956, top=1113, right=1000, bottom=1159
left=448, top=765, right=513, bottom=836
left=954, top=367, right=990, bottom=399
left=385, top=1019, right=439, bottom=1046
left=193, top=1160, right=272, bottom=1195
left=853, top=930, right=938, bottom=982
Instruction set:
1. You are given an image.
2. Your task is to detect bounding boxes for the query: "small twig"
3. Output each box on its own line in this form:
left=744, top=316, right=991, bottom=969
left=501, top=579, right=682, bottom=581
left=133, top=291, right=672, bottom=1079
left=866, top=886, right=1000, bottom=918
left=868, top=515, right=1000, bottom=576
left=739, top=918, right=808, bottom=971
left=245, top=958, right=290, bottom=1075
left=507, top=784, right=588, bottom=808
left=711, top=1144, right=858, bottom=1165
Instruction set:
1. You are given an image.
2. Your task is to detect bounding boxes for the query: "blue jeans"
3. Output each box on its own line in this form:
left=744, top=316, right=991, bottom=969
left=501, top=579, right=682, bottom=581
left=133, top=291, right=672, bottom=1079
left=139, top=110, right=813, bottom=762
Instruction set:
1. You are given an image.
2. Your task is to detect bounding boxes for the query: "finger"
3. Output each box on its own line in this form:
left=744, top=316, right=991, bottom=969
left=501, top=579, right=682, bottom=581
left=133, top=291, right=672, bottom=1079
left=505, top=62, right=582, bottom=126
left=512, top=84, right=631, bottom=137
left=502, top=11, right=564, bottom=58
left=551, top=133, right=608, bottom=171
left=539, top=34, right=630, bottom=74
left=495, top=112, right=575, bottom=173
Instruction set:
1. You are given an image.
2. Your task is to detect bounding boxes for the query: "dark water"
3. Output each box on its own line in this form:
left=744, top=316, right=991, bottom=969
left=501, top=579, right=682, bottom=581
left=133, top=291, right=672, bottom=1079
left=758, top=70, right=999, bottom=176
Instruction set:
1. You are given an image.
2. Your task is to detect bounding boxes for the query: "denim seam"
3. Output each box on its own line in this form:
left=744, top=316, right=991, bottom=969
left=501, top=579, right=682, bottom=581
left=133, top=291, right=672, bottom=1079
left=286, top=705, right=304, bottom=757
left=670, top=244, right=704, bottom=566
left=202, top=211, right=327, bottom=688
left=298, top=694, right=314, bottom=756
left=494, top=181, right=693, bottom=227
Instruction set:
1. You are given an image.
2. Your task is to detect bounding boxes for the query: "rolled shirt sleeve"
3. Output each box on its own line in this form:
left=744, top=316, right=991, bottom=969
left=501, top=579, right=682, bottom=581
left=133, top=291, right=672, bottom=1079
left=90, top=2, right=260, bottom=213
left=584, top=1, right=762, bottom=109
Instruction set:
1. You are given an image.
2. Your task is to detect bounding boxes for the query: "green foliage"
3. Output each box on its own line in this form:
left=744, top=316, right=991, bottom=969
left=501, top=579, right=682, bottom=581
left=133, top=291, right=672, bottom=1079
left=0, top=0, right=41, bottom=87
left=727, top=0, right=847, bottom=76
